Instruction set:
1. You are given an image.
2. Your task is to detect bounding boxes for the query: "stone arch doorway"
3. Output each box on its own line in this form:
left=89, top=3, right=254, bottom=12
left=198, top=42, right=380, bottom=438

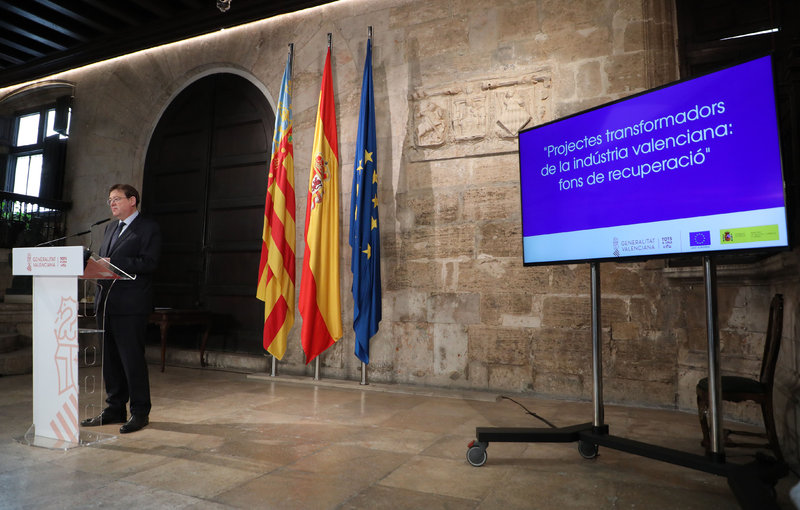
left=143, top=73, right=274, bottom=355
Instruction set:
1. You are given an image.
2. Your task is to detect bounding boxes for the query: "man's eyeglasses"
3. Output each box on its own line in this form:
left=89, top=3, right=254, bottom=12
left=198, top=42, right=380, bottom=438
left=107, top=196, right=127, bottom=205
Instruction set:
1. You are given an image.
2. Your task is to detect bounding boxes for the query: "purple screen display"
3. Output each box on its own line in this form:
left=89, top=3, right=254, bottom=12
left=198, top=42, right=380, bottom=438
left=519, top=56, right=784, bottom=238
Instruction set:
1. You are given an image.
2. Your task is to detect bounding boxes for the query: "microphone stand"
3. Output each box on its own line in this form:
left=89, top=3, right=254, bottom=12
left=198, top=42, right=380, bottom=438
left=36, top=218, right=110, bottom=247
left=37, top=228, right=92, bottom=247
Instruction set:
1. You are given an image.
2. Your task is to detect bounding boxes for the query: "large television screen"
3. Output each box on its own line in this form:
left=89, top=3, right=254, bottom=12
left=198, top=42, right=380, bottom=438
left=518, top=55, right=788, bottom=266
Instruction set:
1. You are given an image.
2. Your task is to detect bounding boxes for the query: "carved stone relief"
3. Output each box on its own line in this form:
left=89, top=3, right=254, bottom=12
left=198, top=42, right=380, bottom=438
left=415, top=100, right=447, bottom=147
left=410, top=70, right=552, bottom=161
left=452, top=96, right=486, bottom=141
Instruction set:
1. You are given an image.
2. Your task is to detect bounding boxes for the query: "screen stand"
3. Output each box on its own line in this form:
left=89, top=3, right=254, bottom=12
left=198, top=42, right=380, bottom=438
left=590, top=262, right=604, bottom=432
left=703, top=255, right=724, bottom=462
left=467, top=259, right=786, bottom=510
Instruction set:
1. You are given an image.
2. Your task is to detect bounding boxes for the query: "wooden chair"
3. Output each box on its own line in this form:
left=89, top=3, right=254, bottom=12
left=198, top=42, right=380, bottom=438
left=696, top=293, right=784, bottom=461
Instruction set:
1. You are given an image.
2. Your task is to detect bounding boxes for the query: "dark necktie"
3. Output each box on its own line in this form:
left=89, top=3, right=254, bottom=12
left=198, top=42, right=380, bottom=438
left=109, top=221, right=125, bottom=250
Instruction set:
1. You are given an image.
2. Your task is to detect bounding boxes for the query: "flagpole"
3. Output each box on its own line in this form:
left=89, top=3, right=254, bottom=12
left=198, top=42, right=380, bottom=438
left=360, top=25, right=373, bottom=387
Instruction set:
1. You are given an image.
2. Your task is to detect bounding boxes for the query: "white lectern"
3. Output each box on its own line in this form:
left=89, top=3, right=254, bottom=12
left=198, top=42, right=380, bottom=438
left=12, top=246, right=129, bottom=449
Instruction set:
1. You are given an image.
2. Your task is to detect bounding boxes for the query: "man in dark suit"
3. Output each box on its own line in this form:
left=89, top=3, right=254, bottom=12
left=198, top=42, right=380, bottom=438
left=81, top=184, right=161, bottom=434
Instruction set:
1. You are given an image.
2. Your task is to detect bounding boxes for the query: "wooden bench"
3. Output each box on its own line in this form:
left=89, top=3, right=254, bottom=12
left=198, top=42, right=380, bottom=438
left=148, top=309, right=211, bottom=372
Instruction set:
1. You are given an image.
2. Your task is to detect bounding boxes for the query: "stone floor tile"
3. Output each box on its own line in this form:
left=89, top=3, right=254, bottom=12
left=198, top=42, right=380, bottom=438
left=340, top=485, right=479, bottom=510
left=121, top=456, right=262, bottom=499
left=343, top=424, right=441, bottom=454
left=0, top=463, right=114, bottom=509
left=379, top=455, right=509, bottom=501
left=477, top=469, right=622, bottom=510
left=70, top=480, right=210, bottom=509
left=49, top=442, right=169, bottom=477
left=214, top=470, right=345, bottom=510
left=206, top=437, right=324, bottom=467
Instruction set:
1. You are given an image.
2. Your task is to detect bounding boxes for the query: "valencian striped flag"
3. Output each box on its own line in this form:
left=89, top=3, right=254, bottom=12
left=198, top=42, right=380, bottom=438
left=349, top=37, right=381, bottom=364
left=299, top=44, right=342, bottom=364
left=256, top=48, right=295, bottom=360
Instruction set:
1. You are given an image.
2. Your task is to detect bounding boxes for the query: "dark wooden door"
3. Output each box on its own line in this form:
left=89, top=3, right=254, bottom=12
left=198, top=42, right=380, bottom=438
left=143, top=73, right=274, bottom=354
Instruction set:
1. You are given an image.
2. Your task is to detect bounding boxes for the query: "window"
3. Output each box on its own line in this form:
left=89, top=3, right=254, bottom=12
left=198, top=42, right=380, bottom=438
left=5, top=103, right=70, bottom=198
left=12, top=154, right=43, bottom=196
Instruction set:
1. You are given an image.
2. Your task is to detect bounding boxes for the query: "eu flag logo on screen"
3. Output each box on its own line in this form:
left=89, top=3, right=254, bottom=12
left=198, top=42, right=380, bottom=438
left=689, top=231, right=711, bottom=246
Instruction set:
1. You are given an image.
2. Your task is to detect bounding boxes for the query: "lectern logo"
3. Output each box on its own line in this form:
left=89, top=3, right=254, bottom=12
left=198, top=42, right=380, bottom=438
left=26, top=252, right=32, bottom=272
left=53, top=296, right=78, bottom=395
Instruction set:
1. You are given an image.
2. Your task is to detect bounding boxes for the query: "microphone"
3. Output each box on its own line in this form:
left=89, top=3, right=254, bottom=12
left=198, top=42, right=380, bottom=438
left=36, top=218, right=112, bottom=247
left=86, top=217, right=110, bottom=252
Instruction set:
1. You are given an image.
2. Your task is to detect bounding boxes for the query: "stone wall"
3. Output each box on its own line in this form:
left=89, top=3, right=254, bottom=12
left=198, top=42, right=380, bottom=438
left=1, top=0, right=798, bottom=462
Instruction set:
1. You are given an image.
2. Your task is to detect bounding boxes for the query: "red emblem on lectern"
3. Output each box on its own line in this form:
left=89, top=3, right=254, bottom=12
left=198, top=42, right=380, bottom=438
left=53, top=296, right=78, bottom=396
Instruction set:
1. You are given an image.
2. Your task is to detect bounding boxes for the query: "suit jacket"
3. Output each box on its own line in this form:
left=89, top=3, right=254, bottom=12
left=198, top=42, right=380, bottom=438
left=96, top=214, right=162, bottom=315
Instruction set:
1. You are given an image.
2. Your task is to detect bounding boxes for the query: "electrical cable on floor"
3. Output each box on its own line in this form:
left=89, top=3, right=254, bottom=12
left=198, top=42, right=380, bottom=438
left=500, top=395, right=558, bottom=429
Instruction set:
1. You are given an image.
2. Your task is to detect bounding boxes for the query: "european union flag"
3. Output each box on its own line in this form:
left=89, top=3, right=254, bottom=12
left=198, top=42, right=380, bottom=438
left=689, top=230, right=711, bottom=246
left=350, top=38, right=381, bottom=364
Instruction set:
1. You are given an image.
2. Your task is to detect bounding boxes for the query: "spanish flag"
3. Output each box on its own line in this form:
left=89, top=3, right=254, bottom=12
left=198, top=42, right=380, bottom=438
left=256, top=49, right=295, bottom=360
left=299, top=44, right=342, bottom=364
